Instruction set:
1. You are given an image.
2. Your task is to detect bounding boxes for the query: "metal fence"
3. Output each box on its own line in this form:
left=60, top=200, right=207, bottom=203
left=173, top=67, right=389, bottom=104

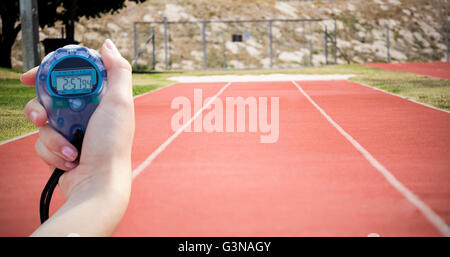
left=384, top=23, right=450, bottom=63
left=133, top=18, right=339, bottom=71
left=335, top=22, right=450, bottom=64
left=133, top=17, right=449, bottom=71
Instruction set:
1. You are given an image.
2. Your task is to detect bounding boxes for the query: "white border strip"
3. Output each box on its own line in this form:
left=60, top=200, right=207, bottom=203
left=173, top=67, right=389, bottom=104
left=133, top=82, right=178, bottom=100
left=356, top=82, right=450, bottom=114
left=292, top=80, right=450, bottom=237
left=168, top=74, right=356, bottom=83
left=131, top=82, right=232, bottom=179
left=0, top=82, right=180, bottom=147
left=0, top=130, right=38, bottom=146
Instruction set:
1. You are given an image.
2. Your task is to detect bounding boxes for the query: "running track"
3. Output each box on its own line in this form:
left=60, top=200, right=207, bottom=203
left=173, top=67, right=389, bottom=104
left=365, top=62, right=450, bottom=80
left=0, top=80, right=449, bottom=236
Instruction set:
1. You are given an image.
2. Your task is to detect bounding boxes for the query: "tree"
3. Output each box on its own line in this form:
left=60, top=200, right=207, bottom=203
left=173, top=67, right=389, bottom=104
left=0, top=1, right=22, bottom=69
left=0, top=0, right=146, bottom=68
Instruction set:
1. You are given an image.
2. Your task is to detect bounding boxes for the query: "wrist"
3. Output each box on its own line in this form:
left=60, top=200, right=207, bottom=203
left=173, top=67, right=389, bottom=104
left=69, top=159, right=131, bottom=200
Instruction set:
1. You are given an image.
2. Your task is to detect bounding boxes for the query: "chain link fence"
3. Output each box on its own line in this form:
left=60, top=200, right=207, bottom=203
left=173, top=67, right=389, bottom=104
left=133, top=18, right=339, bottom=71
left=133, top=17, right=449, bottom=71
left=329, top=21, right=449, bottom=64
left=386, top=23, right=449, bottom=63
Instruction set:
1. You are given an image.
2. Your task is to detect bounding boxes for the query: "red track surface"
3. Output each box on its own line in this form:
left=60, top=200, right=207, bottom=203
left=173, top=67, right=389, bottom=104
left=0, top=80, right=449, bottom=236
left=365, top=62, right=450, bottom=80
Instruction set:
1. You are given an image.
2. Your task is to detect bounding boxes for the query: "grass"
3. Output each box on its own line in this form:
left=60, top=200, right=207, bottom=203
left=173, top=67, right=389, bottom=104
left=0, top=78, right=37, bottom=141
left=1, top=64, right=449, bottom=142
left=350, top=68, right=450, bottom=110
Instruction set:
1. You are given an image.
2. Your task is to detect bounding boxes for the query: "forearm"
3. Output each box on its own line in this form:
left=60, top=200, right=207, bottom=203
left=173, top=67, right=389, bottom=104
left=31, top=163, right=131, bottom=237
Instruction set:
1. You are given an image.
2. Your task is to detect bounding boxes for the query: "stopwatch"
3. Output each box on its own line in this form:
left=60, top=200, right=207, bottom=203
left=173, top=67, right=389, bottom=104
left=35, top=45, right=107, bottom=223
left=35, top=45, right=107, bottom=142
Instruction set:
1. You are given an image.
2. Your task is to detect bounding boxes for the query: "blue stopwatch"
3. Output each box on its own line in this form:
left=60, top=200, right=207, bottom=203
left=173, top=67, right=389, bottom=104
left=36, top=45, right=108, bottom=224
left=35, top=45, right=107, bottom=142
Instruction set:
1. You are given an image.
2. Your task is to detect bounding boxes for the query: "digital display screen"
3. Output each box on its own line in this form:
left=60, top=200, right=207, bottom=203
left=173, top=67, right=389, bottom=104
left=55, top=74, right=92, bottom=93
left=51, top=69, right=96, bottom=95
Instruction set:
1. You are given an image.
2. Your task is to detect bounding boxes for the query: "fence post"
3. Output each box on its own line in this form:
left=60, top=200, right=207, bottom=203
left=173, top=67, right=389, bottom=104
left=202, top=21, right=207, bottom=70
left=269, top=20, right=273, bottom=68
left=302, top=21, right=306, bottom=49
left=163, top=17, right=169, bottom=70
left=309, top=24, right=313, bottom=66
left=19, top=0, right=41, bottom=70
left=333, top=18, right=337, bottom=64
left=152, top=27, right=156, bottom=70
left=222, top=32, right=227, bottom=69
left=386, top=24, right=390, bottom=63
left=133, top=22, right=137, bottom=68
left=446, top=24, right=449, bottom=62
left=324, top=25, right=328, bottom=65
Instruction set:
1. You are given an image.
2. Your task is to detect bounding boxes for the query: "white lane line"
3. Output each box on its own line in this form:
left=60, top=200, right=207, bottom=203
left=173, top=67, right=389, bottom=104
left=168, top=74, right=356, bottom=83
left=0, top=83, right=180, bottom=146
left=355, top=82, right=450, bottom=114
left=133, top=82, right=178, bottom=100
left=132, top=82, right=232, bottom=179
left=291, top=80, right=450, bottom=237
left=0, top=130, right=38, bottom=146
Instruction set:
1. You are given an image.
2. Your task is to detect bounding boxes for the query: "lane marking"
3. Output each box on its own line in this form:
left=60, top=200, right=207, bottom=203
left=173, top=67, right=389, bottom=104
left=0, top=131, right=38, bottom=146
left=291, top=80, right=450, bottom=237
left=133, top=82, right=178, bottom=100
left=356, top=81, right=450, bottom=114
left=168, top=74, right=356, bottom=83
left=0, top=83, right=180, bottom=146
left=132, top=82, right=232, bottom=179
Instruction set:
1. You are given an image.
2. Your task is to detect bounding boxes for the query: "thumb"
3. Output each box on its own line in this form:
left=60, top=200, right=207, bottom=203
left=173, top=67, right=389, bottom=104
left=80, top=39, right=134, bottom=164
left=100, top=39, right=133, bottom=104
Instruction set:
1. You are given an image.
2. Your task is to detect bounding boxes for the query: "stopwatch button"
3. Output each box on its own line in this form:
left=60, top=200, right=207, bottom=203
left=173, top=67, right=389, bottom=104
left=57, top=117, right=65, bottom=127
left=52, top=99, right=69, bottom=109
left=90, top=96, right=99, bottom=104
left=68, top=98, right=86, bottom=112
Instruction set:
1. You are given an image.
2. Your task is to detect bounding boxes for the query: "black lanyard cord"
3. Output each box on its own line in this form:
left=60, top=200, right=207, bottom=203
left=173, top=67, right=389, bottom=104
left=39, top=168, right=64, bottom=223
left=39, top=129, right=84, bottom=224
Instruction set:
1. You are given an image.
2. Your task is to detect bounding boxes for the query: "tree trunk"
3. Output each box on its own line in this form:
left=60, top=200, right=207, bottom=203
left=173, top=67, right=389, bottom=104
left=65, top=19, right=75, bottom=42
left=0, top=42, right=13, bottom=68
left=0, top=1, right=21, bottom=69
left=64, top=0, right=78, bottom=42
left=0, top=24, right=21, bottom=69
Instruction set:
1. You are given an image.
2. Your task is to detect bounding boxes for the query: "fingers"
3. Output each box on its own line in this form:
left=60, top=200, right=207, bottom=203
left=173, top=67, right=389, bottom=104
left=22, top=67, right=73, bottom=170
left=80, top=39, right=135, bottom=165
left=20, top=66, right=39, bottom=86
left=22, top=68, right=73, bottom=170
left=35, top=139, right=77, bottom=171
left=100, top=39, right=133, bottom=106
left=101, top=39, right=132, bottom=73
left=39, top=125, right=78, bottom=163
left=24, top=98, right=47, bottom=127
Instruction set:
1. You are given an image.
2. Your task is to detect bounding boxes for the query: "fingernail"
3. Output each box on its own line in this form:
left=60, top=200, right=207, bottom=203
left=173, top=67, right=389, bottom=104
left=105, top=39, right=119, bottom=54
left=61, top=146, right=77, bottom=161
left=30, top=111, right=38, bottom=123
left=65, top=161, right=77, bottom=169
left=20, top=71, right=30, bottom=80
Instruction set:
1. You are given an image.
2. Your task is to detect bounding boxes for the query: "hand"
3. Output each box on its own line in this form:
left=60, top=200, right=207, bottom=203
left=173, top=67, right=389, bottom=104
left=22, top=39, right=135, bottom=236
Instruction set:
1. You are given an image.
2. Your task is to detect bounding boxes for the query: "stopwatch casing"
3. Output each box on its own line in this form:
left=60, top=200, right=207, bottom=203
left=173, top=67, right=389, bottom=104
left=35, top=45, right=107, bottom=142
